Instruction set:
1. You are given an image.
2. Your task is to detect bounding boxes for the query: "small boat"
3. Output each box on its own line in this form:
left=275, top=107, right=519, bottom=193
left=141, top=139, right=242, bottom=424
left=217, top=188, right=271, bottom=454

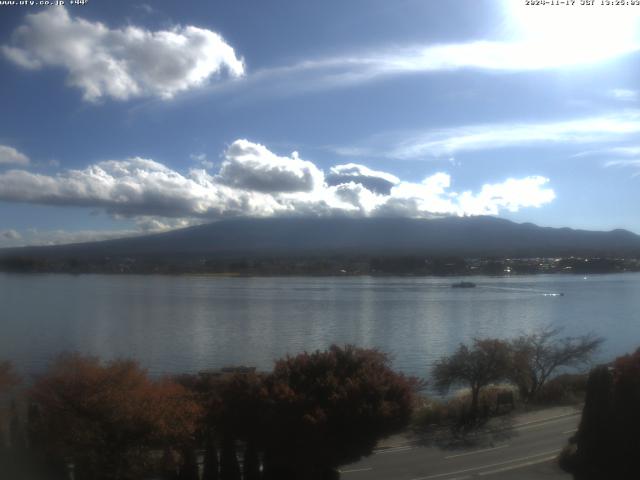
left=452, top=281, right=476, bottom=288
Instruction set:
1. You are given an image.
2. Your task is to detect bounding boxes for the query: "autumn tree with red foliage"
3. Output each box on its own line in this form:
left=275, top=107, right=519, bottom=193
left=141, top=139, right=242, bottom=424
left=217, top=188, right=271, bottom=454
left=29, top=353, right=202, bottom=480
left=261, top=345, right=418, bottom=480
left=174, top=369, right=267, bottom=480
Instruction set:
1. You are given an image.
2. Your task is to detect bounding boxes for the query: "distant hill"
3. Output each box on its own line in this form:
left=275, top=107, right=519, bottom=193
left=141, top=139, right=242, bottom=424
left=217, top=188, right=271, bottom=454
left=2, top=216, right=640, bottom=261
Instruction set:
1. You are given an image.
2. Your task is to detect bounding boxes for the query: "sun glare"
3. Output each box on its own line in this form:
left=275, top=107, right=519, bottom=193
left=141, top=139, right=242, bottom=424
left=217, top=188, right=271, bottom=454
left=503, top=1, right=640, bottom=67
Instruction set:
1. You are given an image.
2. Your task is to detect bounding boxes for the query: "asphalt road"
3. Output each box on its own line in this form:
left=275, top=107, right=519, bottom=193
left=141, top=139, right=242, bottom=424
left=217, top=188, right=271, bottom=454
left=339, top=412, right=579, bottom=480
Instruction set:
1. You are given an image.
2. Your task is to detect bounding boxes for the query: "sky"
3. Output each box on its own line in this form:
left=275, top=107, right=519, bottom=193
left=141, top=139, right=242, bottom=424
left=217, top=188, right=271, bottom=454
left=1, top=0, right=640, bottom=247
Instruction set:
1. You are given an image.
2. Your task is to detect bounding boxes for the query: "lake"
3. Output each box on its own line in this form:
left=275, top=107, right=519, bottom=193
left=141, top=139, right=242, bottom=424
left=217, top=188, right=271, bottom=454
left=1, top=273, right=639, bottom=379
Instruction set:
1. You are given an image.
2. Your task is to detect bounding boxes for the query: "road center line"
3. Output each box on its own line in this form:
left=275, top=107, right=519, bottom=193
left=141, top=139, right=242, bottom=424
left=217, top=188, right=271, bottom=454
left=339, top=467, right=373, bottom=474
left=410, top=449, right=561, bottom=480
left=477, top=454, right=558, bottom=476
left=512, top=412, right=579, bottom=429
left=514, top=416, right=576, bottom=432
left=374, top=446, right=414, bottom=455
left=444, top=444, right=509, bottom=459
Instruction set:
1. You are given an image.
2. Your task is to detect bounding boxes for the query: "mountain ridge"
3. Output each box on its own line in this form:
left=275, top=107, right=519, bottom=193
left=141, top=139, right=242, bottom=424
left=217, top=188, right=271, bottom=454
left=2, top=216, right=640, bottom=260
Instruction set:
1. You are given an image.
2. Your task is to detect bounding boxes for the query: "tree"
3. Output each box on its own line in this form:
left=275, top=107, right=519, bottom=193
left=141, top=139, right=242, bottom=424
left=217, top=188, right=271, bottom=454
left=0, top=361, right=21, bottom=451
left=178, top=447, right=199, bottom=480
left=175, top=368, right=267, bottom=480
left=509, top=327, right=602, bottom=402
left=432, top=339, right=511, bottom=418
left=219, top=434, right=241, bottom=480
left=561, top=347, right=640, bottom=479
left=262, top=345, right=418, bottom=479
left=201, top=432, right=219, bottom=480
left=29, top=353, right=203, bottom=480
left=0, top=361, right=20, bottom=393
left=242, top=441, right=260, bottom=480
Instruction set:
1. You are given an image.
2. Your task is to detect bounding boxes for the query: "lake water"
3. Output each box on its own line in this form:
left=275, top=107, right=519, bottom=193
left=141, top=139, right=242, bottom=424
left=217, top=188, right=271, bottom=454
left=1, top=273, right=639, bottom=379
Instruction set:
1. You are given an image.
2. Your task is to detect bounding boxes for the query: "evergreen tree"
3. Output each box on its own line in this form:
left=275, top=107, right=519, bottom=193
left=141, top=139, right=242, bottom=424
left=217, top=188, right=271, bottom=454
left=219, top=435, right=240, bottom=480
left=242, top=441, right=260, bottom=480
left=178, top=447, right=199, bottom=480
left=202, top=433, right=219, bottom=480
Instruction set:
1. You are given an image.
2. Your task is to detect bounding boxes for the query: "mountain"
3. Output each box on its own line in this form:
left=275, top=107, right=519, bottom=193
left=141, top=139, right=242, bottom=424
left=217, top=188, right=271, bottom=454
left=3, top=216, right=640, bottom=261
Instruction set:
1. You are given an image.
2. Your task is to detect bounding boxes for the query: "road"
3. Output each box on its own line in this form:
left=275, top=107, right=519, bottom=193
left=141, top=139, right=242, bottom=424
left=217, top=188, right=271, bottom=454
left=339, top=412, right=579, bottom=480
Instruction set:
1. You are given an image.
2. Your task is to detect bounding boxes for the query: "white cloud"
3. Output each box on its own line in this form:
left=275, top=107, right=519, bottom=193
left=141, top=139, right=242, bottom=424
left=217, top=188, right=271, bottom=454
left=333, top=111, right=640, bottom=159
left=190, top=153, right=213, bottom=169
left=134, top=216, right=202, bottom=233
left=218, top=139, right=324, bottom=193
left=609, top=89, right=638, bottom=101
left=455, top=176, right=556, bottom=216
left=236, top=35, right=640, bottom=98
left=7, top=228, right=140, bottom=247
left=326, top=163, right=399, bottom=195
left=606, top=159, right=640, bottom=168
left=0, top=218, right=207, bottom=248
left=606, top=146, right=640, bottom=157
left=2, top=8, right=245, bottom=101
left=0, top=145, right=30, bottom=166
left=573, top=146, right=640, bottom=159
left=600, top=145, right=640, bottom=175
left=1, top=229, right=21, bottom=240
left=370, top=174, right=555, bottom=217
left=0, top=139, right=555, bottom=225
left=573, top=145, right=640, bottom=174
left=0, top=156, right=282, bottom=218
left=220, top=0, right=640, bottom=98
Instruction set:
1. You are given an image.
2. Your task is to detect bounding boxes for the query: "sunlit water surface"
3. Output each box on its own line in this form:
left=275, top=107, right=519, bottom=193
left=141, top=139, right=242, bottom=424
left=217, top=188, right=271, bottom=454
left=1, top=273, right=639, bottom=379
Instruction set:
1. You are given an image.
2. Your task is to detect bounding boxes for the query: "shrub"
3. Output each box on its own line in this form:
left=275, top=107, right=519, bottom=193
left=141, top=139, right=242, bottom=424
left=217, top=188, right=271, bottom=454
left=535, top=374, right=588, bottom=405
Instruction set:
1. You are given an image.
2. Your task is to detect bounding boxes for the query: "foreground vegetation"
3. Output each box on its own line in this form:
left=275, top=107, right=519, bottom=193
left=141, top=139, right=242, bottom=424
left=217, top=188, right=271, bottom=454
left=0, top=346, right=418, bottom=480
left=560, top=347, right=640, bottom=479
left=430, top=328, right=601, bottom=419
left=0, top=328, right=616, bottom=479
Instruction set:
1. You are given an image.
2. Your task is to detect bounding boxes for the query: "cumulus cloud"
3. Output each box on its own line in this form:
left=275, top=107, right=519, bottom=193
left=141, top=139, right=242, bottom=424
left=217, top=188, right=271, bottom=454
left=2, top=8, right=245, bottom=101
left=1, top=229, right=21, bottom=240
left=218, top=139, right=324, bottom=193
left=0, top=139, right=555, bottom=223
left=0, top=156, right=283, bottom=218
left=0, top=145, right=30, bottom=166
left=326, top=163, right=399, bottom=195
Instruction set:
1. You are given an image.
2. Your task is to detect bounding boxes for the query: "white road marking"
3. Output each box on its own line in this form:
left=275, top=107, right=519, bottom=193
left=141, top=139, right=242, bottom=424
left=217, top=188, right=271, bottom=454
left=374, top=446, right=414, bottom=455
left=514, top=415, right=577, bottom=431
left=444, top=444, right=510, bottom=459
left=512, top=412, right=579, bottom=429
left=410, top=449, right=561, bottom=480
left=339, top=467, right=373, bottom=474
left=477, top=454, right=558, bottom=476
left=563, top=428, right=577, bottom=434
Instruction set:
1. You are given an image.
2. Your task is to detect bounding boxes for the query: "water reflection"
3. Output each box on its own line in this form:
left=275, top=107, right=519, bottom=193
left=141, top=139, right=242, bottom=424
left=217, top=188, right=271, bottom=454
left=1, top=273, right=639, bottom=378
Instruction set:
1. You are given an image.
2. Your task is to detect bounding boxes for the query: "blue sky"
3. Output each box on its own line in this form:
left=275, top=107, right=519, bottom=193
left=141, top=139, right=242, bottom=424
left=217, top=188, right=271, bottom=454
left=1, top=0, right=639, bottom=246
